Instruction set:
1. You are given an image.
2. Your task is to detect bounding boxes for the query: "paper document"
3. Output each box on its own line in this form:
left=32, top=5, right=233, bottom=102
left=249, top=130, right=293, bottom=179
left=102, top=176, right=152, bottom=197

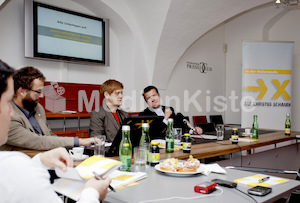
left=54, top=170, right=147, bottom=201
left=191, top=134, right=217, bottom=140
left=234, top=174, right=288, bottom=187
left=53, top=155, right=147, bottom=201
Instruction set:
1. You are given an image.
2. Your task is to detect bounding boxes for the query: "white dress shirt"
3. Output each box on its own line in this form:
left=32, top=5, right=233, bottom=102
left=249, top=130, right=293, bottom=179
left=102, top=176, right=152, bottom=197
left=153, top=107, right=168, bottom=125
left=0, top=151, right=100, bottom=203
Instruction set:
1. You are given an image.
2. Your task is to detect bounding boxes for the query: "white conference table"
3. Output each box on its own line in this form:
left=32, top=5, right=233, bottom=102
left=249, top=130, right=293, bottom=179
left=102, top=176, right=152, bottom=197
left=104, top=166, right=300, bottom=203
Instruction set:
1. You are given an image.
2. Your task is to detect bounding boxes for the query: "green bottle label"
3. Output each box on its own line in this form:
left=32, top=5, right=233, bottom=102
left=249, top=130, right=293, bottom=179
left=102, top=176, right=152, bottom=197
left=252, top=129, right=258, bottom=139
left=182, top=142, right=191, bottom=150
left=120, top=155, right=131, bottom=171
left=166, top=138, right=174, bottom=152
left=149, top=153, right=160, bottom=163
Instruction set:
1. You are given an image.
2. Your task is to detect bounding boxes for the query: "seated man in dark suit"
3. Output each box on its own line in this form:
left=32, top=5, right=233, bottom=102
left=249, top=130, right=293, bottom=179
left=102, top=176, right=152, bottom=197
left=90, top=80, right=129, bottom=142
left=139, top=85, right=202, bottom=138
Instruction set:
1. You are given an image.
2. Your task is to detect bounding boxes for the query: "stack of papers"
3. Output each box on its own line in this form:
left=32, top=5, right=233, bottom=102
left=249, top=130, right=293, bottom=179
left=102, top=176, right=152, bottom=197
left=191, top=134, right=217, bottom=140
left=234, top=174, right=288, bottom=187
left=53, top=156, right=147, bottom=201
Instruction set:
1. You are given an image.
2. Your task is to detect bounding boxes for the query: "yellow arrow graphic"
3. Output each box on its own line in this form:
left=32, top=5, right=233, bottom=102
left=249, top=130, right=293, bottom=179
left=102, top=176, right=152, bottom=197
left=246, top=79, right=268, bottom=99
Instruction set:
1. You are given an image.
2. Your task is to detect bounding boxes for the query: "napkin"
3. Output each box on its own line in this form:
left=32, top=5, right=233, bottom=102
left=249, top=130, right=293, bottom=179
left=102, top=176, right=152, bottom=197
left=202, top=163, right=227, bottom=176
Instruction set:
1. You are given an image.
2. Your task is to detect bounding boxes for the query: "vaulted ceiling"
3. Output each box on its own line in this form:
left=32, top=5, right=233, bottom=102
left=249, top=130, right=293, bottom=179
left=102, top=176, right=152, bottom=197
left=42, top=0, right=275, bottom=88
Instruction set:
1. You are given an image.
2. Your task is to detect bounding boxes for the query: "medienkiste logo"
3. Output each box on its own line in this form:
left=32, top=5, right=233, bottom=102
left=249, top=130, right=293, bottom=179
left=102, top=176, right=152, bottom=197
left=43, top=82, right=66, bottom=112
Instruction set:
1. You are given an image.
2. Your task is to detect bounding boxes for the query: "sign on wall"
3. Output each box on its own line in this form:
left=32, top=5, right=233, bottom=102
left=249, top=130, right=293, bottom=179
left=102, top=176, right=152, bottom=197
left=241, top=41, right=293, bottom=130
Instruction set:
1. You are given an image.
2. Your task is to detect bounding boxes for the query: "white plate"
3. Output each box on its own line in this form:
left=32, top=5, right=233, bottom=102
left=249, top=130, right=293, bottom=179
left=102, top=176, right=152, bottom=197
left=155, top=164, right=205, bottom=176
left=71, top=154, right=89, bottom=161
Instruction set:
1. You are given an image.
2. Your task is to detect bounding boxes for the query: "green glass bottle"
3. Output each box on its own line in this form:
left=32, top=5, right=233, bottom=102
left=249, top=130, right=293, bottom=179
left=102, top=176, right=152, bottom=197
left=285, top=114, right=291, bottom=136
left=140, top=123, right=151, bottom=163
left=165, top=118, right=174, bottom=153
left=119, top=125, right=132, bottom=171
left=251, top=115, right=259, bottom=140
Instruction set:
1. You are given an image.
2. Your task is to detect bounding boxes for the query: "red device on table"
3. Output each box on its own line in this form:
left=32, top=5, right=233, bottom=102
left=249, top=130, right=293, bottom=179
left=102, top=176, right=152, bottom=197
left=194, top=182, right=217, bottom=194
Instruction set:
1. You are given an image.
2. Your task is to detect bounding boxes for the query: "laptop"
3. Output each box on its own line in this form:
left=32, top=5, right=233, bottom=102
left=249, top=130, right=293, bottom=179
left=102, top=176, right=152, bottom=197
left=106, top=115, right=164, bottom=156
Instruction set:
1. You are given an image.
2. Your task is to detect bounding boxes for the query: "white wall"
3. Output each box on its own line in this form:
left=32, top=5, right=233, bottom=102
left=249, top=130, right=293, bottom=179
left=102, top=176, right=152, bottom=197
left=1, top=1, right=300, bottom=131
left=168, top=4, right=300, bottom=130
left=0, top=0, right=152, bottom=112
left=225, top=5, right=300, bottom=130
left=164, top=25, right=225, bottom=121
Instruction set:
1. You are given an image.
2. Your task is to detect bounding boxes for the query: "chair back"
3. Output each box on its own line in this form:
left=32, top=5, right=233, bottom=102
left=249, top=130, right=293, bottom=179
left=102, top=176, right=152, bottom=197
left=196, top=123, right=216, bottom=133
left=192, top=116, right=207, bottom=125
left=210, top=115, right=224, bottom=125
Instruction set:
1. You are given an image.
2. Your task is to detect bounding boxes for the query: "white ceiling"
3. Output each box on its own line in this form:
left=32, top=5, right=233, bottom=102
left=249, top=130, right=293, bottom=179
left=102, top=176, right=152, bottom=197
left=56, top=0, right=275, bottom=88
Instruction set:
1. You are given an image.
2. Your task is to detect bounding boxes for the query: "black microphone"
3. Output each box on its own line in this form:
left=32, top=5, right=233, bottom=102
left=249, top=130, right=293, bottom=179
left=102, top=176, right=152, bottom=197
left=183, top=119, right=198, bottom=134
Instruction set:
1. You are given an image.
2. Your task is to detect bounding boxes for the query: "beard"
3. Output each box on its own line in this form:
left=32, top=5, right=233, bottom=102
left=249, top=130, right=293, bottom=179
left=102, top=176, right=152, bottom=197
left=22, top=94, right=39, bottom=112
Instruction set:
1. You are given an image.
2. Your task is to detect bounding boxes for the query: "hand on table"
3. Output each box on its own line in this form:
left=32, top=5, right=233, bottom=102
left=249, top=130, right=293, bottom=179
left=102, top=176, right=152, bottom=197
left=194, top=127, right=203, bottom=135
left=79, top=137, right=100, bottom=147
left=39, top=147, right=73, bottom=172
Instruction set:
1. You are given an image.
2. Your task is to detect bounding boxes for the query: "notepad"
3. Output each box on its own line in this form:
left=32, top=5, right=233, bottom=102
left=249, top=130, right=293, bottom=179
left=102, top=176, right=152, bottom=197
left=234, top=174, right=289, bottom=187
left=53, top=156, right=147, bottom=201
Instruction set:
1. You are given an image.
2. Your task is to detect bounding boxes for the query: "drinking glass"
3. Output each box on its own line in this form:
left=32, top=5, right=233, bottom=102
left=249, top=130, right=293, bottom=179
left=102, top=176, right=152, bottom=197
left=94, top=135, right=106, bottom=157
left=174, top=128, right=182, bottom=145
left=133, top=147, right=147, bottom=172
left=216, top=124, right=224, bottom=141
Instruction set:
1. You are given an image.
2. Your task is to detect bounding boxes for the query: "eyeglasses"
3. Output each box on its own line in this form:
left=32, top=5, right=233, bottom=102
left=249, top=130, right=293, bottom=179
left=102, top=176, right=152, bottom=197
left=29, top=89, right=43, bottom=94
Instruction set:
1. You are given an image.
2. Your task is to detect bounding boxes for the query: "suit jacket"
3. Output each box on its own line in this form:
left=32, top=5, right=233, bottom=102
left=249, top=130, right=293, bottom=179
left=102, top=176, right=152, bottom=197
left=0, top=102, right=74, bottom=151
left=89, top=103, right=129, bottom=142
left=139, top=105, right=177, bottom=139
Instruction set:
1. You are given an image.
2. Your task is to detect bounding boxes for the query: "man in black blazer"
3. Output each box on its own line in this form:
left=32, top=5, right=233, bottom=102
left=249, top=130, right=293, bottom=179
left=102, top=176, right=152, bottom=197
left=139, top=86, right=202, bottom=138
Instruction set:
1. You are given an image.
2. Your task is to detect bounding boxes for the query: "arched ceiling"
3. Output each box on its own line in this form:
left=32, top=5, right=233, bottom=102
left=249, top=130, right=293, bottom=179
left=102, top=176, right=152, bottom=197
left=71, top=0, right=274, bottom=89
left=152, top=0, right=273, bottom=89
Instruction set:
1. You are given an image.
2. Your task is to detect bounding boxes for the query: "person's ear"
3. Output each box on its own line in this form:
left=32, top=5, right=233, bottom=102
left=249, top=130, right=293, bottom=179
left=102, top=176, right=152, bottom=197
left=104, top=91, right=109, bottom=98
left=16, top=87, right=27, bottom=98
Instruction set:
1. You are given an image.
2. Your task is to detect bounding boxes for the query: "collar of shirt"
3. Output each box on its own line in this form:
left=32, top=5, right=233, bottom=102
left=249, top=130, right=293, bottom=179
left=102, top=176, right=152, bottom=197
left=13, top=101, right=43, bottom=135
left=13, top=101, right=37, bottom=119
left=152, top=106, right=164, bottom=116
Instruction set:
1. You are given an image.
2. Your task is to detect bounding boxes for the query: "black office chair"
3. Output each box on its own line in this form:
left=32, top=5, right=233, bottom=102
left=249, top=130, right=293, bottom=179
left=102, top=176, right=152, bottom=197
left=209, top=115, right=224, bottom=125
left=196, top=123, right=216, bottom=133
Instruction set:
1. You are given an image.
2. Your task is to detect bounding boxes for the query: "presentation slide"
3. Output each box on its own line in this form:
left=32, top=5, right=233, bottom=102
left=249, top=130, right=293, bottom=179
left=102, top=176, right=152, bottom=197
left=37, top=6, right=104, bottom=61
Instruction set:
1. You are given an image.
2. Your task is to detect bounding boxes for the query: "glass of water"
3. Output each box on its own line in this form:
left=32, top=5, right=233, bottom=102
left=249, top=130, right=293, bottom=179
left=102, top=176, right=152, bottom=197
left=174, top=128, right=182, bottom=145
left=216, top=124, right=224, bottom=141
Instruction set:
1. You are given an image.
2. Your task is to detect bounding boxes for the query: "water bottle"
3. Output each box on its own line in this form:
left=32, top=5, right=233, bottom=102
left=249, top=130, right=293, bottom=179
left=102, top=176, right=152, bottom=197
left=119, top=125, right=132, bottom=171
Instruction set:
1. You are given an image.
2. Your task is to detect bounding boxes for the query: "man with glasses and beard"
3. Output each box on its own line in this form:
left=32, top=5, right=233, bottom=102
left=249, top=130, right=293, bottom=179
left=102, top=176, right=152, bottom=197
left=0, top=66, right=98, bottom=151
left=0, top=60, right=111, bottom=202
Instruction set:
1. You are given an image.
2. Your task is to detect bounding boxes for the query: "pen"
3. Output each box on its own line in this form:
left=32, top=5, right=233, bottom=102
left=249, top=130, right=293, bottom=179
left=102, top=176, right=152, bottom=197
left=93, top=171, right=116, bottom=192
left=258, top=176, right=270, bottom=183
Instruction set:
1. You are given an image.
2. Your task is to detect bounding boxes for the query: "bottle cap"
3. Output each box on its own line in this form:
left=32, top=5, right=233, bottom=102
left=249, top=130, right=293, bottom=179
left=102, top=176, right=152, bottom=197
left=232, top=128, right=238, bottom=131
left=151, top=141, right=159, bottom=145
left=122, top=125, right=130, bottom=131
left=142, top=123, right=149, bottom=128
left=168, top=118, right=174, bottom=122
left=184, top=133, right=191, bottom=136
